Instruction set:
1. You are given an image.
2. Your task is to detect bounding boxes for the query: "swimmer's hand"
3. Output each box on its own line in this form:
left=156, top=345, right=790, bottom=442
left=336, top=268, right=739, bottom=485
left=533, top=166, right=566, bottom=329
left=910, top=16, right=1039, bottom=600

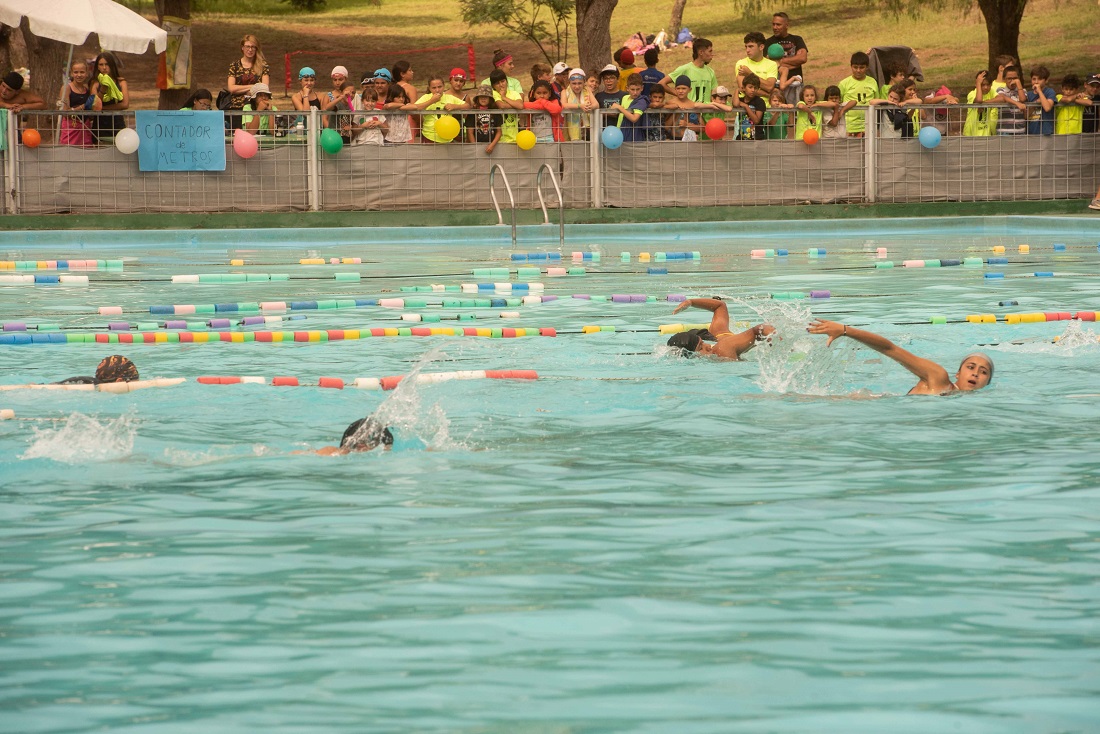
left=672, top=300, right=692, bottom=314
left=807, top=319, right=846, bottom=346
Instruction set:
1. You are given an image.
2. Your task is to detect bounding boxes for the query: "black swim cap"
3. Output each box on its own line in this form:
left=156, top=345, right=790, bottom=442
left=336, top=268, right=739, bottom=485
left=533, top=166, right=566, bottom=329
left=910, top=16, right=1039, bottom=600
left=95, top=355, right=138, bottom=383
left=666, top=328, right=704, bottom=354
left=340, top=418, right=394, bottom=451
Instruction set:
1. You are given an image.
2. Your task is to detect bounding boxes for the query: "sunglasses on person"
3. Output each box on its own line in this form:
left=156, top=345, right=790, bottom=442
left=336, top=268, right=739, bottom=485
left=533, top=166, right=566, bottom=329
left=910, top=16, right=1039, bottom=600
left=301, top=75, right=315, bottom=80
left=452, top=75, right=466, bottom=81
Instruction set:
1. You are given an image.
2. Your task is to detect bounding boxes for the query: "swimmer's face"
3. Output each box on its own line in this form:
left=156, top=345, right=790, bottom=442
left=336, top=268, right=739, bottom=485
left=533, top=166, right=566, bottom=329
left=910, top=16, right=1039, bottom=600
left=955, top=357, right=992, bottom=391
left=694, top=341, right=717, bottom=356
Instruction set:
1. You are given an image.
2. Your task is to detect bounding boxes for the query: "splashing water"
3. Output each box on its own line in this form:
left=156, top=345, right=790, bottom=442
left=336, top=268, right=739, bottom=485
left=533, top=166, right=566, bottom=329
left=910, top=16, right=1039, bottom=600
left=735, top=298, right=854, bottom=396
left=1051, top=320, right=1099, bottom=353
left=369, top=347, right=463, bottom=451
left=22, top=412, right=137, bottom=463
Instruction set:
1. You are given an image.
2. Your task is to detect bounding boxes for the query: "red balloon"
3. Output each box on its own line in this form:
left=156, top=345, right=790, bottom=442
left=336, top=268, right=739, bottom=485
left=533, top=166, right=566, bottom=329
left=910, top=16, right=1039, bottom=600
left=704, top=117, right=726, bottom=140
left=802, top=128, right=820, bottom=145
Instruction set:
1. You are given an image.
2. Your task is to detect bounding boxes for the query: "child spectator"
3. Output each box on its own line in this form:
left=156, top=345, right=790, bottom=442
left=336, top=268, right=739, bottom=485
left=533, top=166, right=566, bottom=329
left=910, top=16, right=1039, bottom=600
left=60, top=60, right=100, bottom=147
left=242, top=82, right=278, bottom=135
left=93, top=52, right=128, bottom=139
left=292, top=67, right=321, bottom=120
left=871, top=83, right=914, bottom=138
left=585, top=73, right=600, bottom=98
left=561, top=68, right=596, bottom=141
left=991, top=54, right=1018, bottom=94
left=181, top=88, right=213, bottom=110
left=880, top=66, right=906, bottom=100
left=666, top=74, right=707, bottom=139
left=1083, top=74, right=1100, bottom=134
left=763, top=87, right=793, bottom=139
left=963, top=70, right=997, bottom=137
left=1055, top=74, right=1092, bottom=134
left=794, top=84, right=824, bottom=140
left=595, top=64, right=626, bottom=108
left=992, top=65, right=1027, bottom=135
left=1026, top=66, right=1056, bottom=135
left=667, top=38, right=718, bottom=105
left=734, top=32, right=778, bottom=95
left=614, top=48, right=639, bottom=91
left=490, top=68, right=524, bottom=144
left=608, top=72, right=648, bottom=142
left=322, top=66, right=356, bottom=143
left=382, top=84, right=414, bottom=143
left=349, top=87, right=387, bottom=145
left=371, top=69, right=393, bottom=106
left=551, top=62, right=569, bottom=96
left=482, top=50, right=523, bottom=97
left=643, top=85, right=670, bottom=140
left=530, top=63, right=555, bottom=99
left=733, top=74, right=767, bottom=139
left=639, top=48, right=665, bottom=97
left=447, top=68, right=471, bottom=106
left=820, top=85, right=847, bottom=139
left=410, top=76, right=452, bottom=143
left=838, top=51, right=880, bottom=137
left=466, top=84, right=501, bottom=154
left=524, top=80, right=563, bottom=142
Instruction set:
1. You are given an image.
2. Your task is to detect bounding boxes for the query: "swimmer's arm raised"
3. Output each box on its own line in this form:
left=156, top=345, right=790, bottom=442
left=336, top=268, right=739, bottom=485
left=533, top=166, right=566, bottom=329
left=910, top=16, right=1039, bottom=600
left=672, top=297, right=729, bottom=334
left=808, top=319, right=952, bottom=389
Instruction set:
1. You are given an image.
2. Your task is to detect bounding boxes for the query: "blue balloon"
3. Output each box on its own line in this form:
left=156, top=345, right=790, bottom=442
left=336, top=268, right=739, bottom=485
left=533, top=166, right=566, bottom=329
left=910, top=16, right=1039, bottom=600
left=918, top=126, right=942, bottom=149
left=601, top=125, right=623, bottom=150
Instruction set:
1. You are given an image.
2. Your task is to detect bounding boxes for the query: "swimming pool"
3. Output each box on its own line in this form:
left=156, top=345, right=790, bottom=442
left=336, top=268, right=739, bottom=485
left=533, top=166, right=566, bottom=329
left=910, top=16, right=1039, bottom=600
left=2, top=216, right=1099, bottom=732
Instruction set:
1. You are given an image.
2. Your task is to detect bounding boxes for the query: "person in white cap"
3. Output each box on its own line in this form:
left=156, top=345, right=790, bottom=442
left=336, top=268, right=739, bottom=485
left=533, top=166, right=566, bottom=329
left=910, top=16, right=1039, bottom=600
left=808, top=319, right=994, bottom=394
left=551, top=62, right=569, bottom=96
left=560, top=68, right=596, bottom=141
left=322, top=65, right=357, bottom=141
left=242, top=82, right=279, bottom=134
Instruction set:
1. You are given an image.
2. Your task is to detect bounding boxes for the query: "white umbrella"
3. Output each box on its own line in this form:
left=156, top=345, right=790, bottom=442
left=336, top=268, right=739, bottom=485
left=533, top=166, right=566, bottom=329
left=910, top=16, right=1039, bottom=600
left=0, top=0, right=168, bottom=55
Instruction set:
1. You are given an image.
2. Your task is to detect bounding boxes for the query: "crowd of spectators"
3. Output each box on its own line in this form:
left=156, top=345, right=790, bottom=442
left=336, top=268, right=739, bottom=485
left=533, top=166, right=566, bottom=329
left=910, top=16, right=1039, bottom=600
left=1, top=20, right=1099, bottom=150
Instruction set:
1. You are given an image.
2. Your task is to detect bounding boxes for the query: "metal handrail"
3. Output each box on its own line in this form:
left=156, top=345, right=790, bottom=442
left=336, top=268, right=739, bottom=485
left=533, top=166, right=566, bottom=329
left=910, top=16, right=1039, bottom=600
left=488, top=163, right=517, bottom=249
left=536, top=163, right=565, bottom=250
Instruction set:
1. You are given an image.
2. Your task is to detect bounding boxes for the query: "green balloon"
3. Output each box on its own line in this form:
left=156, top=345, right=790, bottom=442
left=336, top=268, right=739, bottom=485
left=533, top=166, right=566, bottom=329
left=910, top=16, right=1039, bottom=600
left=767, top=43, right=784, bottom=60
left=320, top=128, right=343, bottom=154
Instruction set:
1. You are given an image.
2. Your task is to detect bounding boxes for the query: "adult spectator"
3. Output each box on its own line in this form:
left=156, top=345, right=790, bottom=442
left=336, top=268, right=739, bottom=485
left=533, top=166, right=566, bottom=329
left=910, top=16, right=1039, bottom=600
left=763, top=12, right=808, bottom=104
left=0, top=71, right=46, bottom=114
left=392, top=61, right=421, bottom=139
left=665, top=38, right=718, bottom=105
left=93, top=52, right=128, bottom=139
left=226, top=34, right=269, bottom=125
left=733, top=32, right=778, bottom=96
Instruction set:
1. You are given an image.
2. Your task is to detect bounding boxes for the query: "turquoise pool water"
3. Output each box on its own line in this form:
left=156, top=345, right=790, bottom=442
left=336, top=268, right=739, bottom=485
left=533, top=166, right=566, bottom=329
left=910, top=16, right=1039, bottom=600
left=1, top=217, right=1099, bottom=732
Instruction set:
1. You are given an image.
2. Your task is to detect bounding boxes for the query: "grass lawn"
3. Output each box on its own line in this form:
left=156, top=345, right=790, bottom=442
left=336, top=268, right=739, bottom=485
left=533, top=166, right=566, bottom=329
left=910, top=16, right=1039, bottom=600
left=95, top=0, right=1099, bottom=108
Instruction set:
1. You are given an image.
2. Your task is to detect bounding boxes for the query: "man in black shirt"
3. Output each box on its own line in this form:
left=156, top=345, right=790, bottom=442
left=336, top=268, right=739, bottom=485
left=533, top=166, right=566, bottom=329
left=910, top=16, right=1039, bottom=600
left=763, top=12, right=808, bottom=104
left=1083, top=74, right=1100, bottom=134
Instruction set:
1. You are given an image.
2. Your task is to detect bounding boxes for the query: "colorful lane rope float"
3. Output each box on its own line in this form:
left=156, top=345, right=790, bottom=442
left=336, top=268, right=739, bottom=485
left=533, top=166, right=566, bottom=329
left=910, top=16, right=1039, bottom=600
left=196, top=370, right=538, bottom=390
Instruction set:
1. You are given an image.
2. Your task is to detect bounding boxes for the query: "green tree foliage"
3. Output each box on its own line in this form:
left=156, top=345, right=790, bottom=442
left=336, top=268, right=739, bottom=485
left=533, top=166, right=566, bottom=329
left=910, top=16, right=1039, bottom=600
left=460, top=0, right=574, bottom=65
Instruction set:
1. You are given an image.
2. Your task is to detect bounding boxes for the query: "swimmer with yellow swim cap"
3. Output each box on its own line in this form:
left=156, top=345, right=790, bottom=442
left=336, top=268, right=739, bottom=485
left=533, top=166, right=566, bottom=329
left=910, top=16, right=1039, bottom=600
left=667, top=298, right=774, bottom=360
left=808, top=319, right=993, bottom=395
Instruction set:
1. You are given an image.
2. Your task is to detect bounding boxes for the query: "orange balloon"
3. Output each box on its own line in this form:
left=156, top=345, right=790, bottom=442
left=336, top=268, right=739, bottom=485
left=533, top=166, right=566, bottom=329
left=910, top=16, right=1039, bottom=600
left=802, top=128, right=819, bottom=145
left=22, top=128, right=41, bottom=148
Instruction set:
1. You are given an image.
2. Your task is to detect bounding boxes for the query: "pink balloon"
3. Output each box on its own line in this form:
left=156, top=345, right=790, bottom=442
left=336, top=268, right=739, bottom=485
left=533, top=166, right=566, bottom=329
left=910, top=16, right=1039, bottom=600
left=233, top=129, right=258, bottom=159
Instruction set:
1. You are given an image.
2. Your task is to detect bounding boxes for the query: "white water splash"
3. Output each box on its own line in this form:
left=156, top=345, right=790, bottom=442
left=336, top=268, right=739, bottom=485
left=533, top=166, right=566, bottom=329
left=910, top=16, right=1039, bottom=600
left=370, top=347, right=464, bottom=451
left=1051, top=320, right=1099, bottom=353
left=22, top=412, right=136, bottom=463
left=736, top=298, right=853, bottom=396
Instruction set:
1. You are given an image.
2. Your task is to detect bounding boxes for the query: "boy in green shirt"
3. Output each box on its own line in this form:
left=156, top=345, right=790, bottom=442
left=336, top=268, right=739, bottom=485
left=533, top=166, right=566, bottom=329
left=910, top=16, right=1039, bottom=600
left=1055, top=74, right=1092, bottom=134
left=734, top=32, right=778, bottom=95
left=837, top=51, right=880, bottom=137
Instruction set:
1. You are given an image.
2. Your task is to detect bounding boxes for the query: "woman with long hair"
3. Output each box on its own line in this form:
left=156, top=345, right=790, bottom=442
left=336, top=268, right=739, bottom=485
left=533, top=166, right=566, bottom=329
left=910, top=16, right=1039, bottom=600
left=226, top=34, right=269, bottom=126
left=93, top=51, right=128, bottom=139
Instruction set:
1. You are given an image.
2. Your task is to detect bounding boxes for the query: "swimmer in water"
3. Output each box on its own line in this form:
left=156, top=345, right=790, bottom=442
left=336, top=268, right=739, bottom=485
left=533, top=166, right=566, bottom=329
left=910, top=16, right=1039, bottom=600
left=807, top=319, right=993, bottom=395
left=54, top=355, right=139, bottom=385
left=312, top=417, right=394, bottom=455
left=667, top=298, right=775, bottom=360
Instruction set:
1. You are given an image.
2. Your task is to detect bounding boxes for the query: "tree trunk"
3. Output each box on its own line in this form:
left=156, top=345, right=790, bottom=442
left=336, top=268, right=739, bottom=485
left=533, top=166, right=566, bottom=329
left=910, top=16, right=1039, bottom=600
left=977, top=0, right=1028, bottom=72
left=575, top=0, right=618, bottom=81
left=19, top=17, right=69, bottom=138
left=668, top=0, right=688, bottom=40
left=155, top=0, right=191, bottom=110
left=0, top=24, right=28, bottom=78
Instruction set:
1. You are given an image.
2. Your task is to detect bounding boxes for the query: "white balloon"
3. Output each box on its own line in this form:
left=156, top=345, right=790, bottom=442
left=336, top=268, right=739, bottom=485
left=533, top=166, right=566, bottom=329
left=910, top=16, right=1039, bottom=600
left=115, top=127, right=140, bottom=155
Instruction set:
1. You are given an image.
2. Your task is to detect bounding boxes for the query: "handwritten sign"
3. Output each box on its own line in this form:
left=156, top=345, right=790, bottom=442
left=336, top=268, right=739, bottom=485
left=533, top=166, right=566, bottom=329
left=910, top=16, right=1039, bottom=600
left=136, top=111, right=226, bottom=171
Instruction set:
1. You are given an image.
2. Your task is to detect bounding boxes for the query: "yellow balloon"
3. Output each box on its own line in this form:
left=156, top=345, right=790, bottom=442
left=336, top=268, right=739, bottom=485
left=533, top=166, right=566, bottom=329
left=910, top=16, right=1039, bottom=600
left=436, top=115, right=460, bottom=142
left=516, top=130, right=537, bottom=150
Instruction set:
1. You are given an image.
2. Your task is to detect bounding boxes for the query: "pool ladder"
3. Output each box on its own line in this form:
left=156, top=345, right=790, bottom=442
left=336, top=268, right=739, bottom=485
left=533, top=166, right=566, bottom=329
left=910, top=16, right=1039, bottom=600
left=489, top=163, right=565, bottom=250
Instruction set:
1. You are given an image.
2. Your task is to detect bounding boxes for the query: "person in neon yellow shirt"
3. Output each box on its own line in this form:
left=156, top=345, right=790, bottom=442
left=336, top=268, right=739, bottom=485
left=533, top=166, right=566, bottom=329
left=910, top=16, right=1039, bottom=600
left=489, top=69, right=523, bottom=143
left=1055, top=74, right=1092, bottom=134
left=794, top=84, right=824, bottom=139
left=734, top=32, right=778, bottom=95
left=837, top=51, right=880, bottom=137
left=964, top=70, right=998, bottom=137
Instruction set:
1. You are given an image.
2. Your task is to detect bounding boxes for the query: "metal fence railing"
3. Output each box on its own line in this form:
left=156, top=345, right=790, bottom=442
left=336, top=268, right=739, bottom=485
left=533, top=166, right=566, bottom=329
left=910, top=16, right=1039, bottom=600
left=3, top=105, right=1098, bottom=215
